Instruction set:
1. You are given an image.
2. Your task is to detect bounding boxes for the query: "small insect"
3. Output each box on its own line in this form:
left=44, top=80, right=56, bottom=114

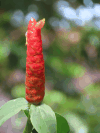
left=25, top=17, right=45, bottom=105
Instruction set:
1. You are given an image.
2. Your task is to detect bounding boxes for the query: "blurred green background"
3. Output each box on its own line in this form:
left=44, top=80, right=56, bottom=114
left=0, top=0, right=100, bottom=132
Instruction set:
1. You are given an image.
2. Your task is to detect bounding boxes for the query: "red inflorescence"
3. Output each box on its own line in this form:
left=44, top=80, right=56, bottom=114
left=25, top=17, right=45, bottom=105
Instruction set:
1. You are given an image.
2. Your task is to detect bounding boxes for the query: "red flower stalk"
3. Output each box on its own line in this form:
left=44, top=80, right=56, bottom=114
left=25, top=17, right=45, bottom=105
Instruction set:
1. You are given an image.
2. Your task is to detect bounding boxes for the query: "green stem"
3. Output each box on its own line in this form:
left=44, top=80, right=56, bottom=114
left=23, top=113, right=38, bottom=133
left=23, top=114, right=33, bottom=133
left=23, top=103, right=38, bottom=133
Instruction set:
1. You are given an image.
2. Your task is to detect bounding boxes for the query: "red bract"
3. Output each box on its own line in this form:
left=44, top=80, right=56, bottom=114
left=25, top=17, right=45, bottom=105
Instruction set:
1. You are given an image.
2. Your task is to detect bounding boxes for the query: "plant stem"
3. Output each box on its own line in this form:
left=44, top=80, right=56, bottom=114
left=23, top=114, right=33, bottom=133
left=23, top=103, right=38, bottom=133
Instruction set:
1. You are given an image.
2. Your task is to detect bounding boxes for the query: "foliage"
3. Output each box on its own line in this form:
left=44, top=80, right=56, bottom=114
left=0, top=98, right=70, bottom=133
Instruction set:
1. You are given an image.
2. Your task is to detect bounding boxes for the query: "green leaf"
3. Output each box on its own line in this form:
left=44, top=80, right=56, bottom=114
left=0, top=98, right=28, bottom=126
left=55, top=113, right=70, bottom=133
left=30, top=103, right=57, bottom=133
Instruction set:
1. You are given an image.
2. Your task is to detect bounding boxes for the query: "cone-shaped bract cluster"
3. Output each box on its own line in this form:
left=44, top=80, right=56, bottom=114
left=25, top=17, right=45, bottom=104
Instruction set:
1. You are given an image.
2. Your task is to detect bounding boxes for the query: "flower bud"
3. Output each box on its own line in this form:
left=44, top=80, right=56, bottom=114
left=25, top=17, right=45, bottom=105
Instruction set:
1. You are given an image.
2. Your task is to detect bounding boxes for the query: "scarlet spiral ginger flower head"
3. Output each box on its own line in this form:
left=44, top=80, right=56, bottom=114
left=25, top=17, right=45, bottom=105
